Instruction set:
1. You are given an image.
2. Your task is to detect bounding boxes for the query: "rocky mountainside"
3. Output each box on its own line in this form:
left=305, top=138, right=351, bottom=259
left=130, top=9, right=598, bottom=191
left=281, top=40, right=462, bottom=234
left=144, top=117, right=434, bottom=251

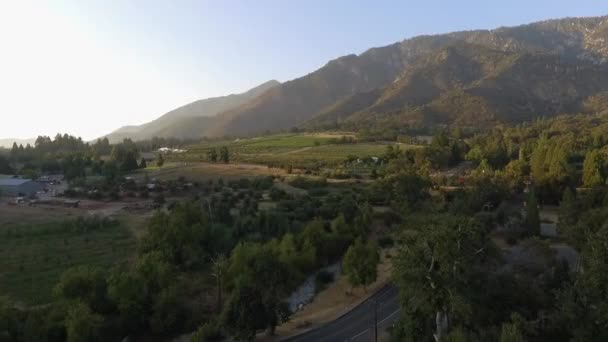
left=212, top=15, right=608, bottom=136
left=105, top=15, right=608, bottom=140
left=103, top=80, right=280, bottom=143
left=308, top=43, right=608, bottom=129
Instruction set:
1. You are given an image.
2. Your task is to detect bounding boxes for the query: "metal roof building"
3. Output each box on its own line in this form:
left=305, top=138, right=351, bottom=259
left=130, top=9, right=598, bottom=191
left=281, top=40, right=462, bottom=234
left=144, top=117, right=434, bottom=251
left=0, top=178, right=44, bottom=196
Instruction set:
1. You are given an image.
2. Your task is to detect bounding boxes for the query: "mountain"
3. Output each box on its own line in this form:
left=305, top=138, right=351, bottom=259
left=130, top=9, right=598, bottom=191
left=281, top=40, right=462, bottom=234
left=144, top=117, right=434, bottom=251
left=308, top=43, right=608, bottom=129
left=208, top=15, right=608, bottom=136
left=105, top=15, right=608, bottom=140
left=103, top=80, right=280, bottom=143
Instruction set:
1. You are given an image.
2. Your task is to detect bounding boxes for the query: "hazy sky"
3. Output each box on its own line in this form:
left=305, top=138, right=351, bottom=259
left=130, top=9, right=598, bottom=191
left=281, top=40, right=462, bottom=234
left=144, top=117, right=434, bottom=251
left=1, top=0, right=607, bottom=140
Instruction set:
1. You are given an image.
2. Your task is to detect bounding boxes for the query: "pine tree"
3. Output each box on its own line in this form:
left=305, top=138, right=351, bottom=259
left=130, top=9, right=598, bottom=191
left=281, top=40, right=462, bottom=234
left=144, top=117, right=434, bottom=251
left=156, top=154, right=164, bottom=168
left=139, top=158, right=147, bottom=169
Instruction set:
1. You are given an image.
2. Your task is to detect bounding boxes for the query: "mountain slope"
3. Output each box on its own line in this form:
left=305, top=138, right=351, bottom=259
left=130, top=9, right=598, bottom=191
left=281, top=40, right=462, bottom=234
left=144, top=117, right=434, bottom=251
left=210, top=15, right=608, bottom=136
left=308, top=43, right=608, bottom=129
left=103, top=80, right=279, bottom=143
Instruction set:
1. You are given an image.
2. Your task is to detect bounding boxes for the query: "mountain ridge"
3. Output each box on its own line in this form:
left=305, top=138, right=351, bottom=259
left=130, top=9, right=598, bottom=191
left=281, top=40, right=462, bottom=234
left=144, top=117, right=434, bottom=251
left=104, top=15, right=608, bottom=140
left=103, top=80, right=280, bottom=143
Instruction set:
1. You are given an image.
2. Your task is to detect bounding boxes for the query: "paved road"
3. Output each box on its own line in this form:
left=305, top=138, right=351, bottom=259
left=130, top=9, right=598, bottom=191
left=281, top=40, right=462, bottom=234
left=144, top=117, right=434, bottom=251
left=283, top=285, right=400, bottom=342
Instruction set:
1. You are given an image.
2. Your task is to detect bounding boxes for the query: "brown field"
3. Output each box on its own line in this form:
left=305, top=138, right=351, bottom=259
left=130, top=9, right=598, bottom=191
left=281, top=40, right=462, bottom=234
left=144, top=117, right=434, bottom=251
left=138, top=162, right=286, bottom=182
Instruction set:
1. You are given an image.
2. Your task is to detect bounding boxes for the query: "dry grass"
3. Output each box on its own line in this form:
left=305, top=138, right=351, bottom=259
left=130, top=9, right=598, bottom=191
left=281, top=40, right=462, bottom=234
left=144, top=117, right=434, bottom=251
left=139, top=162, right=286, bottom=182
left=259, top=248, right=395, bottom=341
left=0, top=203, right=81, bottom=226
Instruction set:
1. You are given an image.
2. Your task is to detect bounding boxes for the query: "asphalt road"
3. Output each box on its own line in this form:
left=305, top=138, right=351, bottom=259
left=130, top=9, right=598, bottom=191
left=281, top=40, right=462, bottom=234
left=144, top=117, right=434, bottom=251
left=283, top=285, right=401, bottom=342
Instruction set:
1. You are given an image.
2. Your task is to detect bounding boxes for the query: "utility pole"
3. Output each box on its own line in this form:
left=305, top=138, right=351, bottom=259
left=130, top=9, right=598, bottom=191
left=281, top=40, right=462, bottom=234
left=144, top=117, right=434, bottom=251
left=374, top=299, right=378, bottom=342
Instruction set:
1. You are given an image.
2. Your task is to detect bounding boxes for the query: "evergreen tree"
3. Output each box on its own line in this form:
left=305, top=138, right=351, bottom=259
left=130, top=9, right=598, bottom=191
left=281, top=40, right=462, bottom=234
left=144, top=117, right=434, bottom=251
left=156, top=154, right=164, bottom=168
left=558, top=187, right=577, bottom=228
left=525, top=190, right=541, bottom=236
left=207, top=148, right=218, bottom=162
left=139, top=158, right=147, bottom=169
left=220, top=146, right=230, bottom=163
left=582, top=149, right=604, bottom=187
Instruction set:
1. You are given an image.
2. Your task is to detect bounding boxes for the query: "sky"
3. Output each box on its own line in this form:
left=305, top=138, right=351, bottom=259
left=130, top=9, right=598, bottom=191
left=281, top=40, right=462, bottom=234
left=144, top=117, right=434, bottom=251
left=1, top=0, right=607, bottom=141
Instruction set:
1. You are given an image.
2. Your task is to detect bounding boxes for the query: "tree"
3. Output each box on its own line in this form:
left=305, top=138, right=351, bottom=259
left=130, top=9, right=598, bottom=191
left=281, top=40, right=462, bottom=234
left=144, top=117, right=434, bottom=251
left=223, top=243, right=292, bottom=337
left=220, top=146, right=230, bottom=163
left=65, top=302, right=104, bottom=342
left=53, top=266, right=109, bottom=313
left=156, top=153, right=165, bottom=168
left=122, top=152, right=139, bottom=171
left=558, top=187, right=577, bottom=229
left=556, top=223, right=608, bottom=341
left=500, top=322, right=524, bottom=342
left=524, top=190, right=540, bottom=236
left=211, top=254, right=228, bottom=312
left=139, top=158, right=147, bottom=169
left=221, top=281, right=267, bottom=341
left=393, top=216, right=495, bottom=341
left=207, top=148, right=218, bottom=163
left=582, top=149, right=604, bottom=187
left=107, top=270, right=147, bottom=330
left=0, top=155, right=12, bottom=174
left=342, top=239, right=379, bottom=291
left=149, top=285, right=182, bottom=334
left=502, top=159, right=529, bottom=192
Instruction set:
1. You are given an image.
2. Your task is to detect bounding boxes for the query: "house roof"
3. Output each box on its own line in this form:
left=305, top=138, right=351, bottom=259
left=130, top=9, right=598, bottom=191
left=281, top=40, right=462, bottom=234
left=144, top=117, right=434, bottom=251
left=0, top=178, right=36, bottom=186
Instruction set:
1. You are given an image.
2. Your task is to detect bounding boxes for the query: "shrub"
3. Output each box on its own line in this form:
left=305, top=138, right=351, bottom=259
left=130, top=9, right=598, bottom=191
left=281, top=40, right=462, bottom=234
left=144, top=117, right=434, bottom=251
left=377, top=236, right=394, bottom=248
left=191, top=320, right=223, bottom=342
left=315, top=270, right=334, bottom=293
left=289, top=176, right=327, bottom=190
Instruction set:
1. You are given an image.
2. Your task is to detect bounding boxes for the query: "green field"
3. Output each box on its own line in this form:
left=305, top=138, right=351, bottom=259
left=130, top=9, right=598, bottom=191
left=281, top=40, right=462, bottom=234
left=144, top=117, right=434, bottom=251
left=172, top=133, right=418, bottom=168
left=0, top=217, right=135, bottom=305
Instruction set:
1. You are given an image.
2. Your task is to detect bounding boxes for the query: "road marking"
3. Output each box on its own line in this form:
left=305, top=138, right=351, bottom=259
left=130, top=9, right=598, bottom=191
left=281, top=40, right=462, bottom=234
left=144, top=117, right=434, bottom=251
left=348, top=308, right=401, bottom=341
left=350, top=328, right=370, bottom=340
left=378, top=308, right=401, bottom=325
left=284, top=285, right=399, bottom=342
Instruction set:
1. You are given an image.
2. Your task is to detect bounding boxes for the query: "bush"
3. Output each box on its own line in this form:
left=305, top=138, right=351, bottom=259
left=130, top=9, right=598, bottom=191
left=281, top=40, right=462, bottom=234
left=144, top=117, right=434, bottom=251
left=308, top=188, right=329, bottom=197
left=378, top=236, right=394, bottom=248
left=191, top=320, right=223, bottom=342
left=109, top=191, right=121, bottom=201
left=269, top=187, right=287, bottom=201
left=289, top=176, right=327, bottom=190
left=315, top=270, right=335, bottom=293
left=154, top=194, right=165, bottom=206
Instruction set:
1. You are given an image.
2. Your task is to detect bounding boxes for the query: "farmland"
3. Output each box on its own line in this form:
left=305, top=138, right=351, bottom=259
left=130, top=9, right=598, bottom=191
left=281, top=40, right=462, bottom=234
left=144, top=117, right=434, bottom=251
left=169, top=133, right=420, bottom=168
left=0, top=212, right=135, bottom=305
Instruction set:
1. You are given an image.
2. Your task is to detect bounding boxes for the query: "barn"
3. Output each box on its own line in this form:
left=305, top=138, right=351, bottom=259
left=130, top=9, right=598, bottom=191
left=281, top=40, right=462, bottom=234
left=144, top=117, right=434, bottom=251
left=0, top=178, right=44, bottom=196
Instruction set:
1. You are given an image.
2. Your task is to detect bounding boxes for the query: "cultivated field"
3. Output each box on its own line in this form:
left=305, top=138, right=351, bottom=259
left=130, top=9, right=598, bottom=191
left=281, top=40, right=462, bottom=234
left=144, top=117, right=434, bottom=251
left=139, top=162, right=286, bottom=182
left=0, top=205, right=136, bottom=305
left=170, top=133, right=419, bottom=168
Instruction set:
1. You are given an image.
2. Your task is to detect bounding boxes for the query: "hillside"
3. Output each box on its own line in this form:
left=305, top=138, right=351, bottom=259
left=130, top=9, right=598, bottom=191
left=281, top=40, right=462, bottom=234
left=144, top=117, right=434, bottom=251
left=309, top=43, right=608, bottom=129
left=104, top=15, right=608, bottom=140
left=212, top=15, right=608, bottom=136
left=103, top=80, right=280, bottom=143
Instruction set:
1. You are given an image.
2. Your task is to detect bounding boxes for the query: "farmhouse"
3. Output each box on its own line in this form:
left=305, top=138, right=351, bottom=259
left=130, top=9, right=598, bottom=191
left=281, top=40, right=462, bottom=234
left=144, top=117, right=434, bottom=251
left=0, top=178, right=44, bottom=196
